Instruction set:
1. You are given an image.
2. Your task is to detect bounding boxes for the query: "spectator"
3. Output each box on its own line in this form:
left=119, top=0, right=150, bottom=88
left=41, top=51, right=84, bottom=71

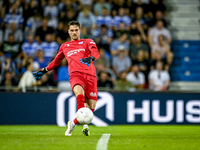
left=39, top=71, right=57, bottom=87
left=94, top=0, right=111, bottom=16
left=113, top=22, right=129, bottom=39
left=77, top=5, right=96, bottom=37
left=133, top=0, right=149, bottom=14
left=112, top=45, right=132, bottom=77
left=126, top=0, right=136, bottom=18
left=126, top=64, right=145, bottom=90
left=96, top=7, right=112, bottom=28
left=1, top=1, right=13, bottom=19
left=1, top=34, right=21, bottom=60
left=59, top=9, right=77, bottom=24
left=1, top=53, right=17, bottom=80
left=95, top=47, right=110, bottom=68
left=150, top=51, right=168, bottom=71
left=130, top=20, right=148, bottom=42
left=56, top=22, right=70, bottom=44
left=4, top=4, right=24, bottom=29
left=97, top=71, right=114, bottom=89
left=34, top=49, right=49, bottom=69
left=40, top=34, right=59, bottom=60
left=132, top=7, right=146, bottom=25
left=21, top=34, right=40, bottom=57
left=95, top=62, right=117, bottom=82
left=148, top=61, right=170, bottom=91
left=148, top=20, right=171, bottom=47
left=21, top=56, right=40, bottom=74
left=112, top=0, right=126, bottom=13
left=80, top=27, right=90, bottom=39
left=132, top=50, right=149, bottom=82
left=9, top=0, right=23, bottom=16
left=94, top=24, right=113, bottom=52
left=35, top=17, right=55, bottom=43
left=129, top=34, right=149, bottom=61
left=18, top=60, right=37, bottom=92
left=115, top=71, right=134, bottom=91
left=110, top=33, right=129, bottom=56
left=0, top=71, right=18, bottom=91
left=25, top=12, right=42, bottom=39
left=149, top=0, right=166, bottom=15
left=59, top=0, right=78, bottom=15
left=149, top=10, right=167, bottom=27
left=24, top=0, right=43, bottom=21
left=44, top=0, right=59, bottom=29
left=4, top=22, right=23, bottom=42
left=151, top=35, right=174, bottom=68
left=112, top=8, right=131, bottom=30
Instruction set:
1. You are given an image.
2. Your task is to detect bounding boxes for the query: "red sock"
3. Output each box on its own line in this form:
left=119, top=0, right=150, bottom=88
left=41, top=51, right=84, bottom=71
left=73, top=94, right=85, bottom=125
left=73, top=118, right=79, bottom=125
left=91, top=109, right=95, bottom=112
left=77, top=94, right=85, bottom=110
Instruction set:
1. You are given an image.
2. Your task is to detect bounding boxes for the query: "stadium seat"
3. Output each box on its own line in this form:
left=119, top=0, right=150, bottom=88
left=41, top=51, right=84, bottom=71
left=170, top=40, right=200, bottom=81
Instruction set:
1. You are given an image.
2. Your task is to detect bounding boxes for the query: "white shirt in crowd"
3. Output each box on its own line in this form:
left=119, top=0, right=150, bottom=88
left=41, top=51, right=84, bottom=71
left=148, top=27, right=171, bottom=45
left=18, top=70, right=36, bottom=92
left=126, top=71, right=145, bottom=86
left=148, top=70, right=170, bottom=90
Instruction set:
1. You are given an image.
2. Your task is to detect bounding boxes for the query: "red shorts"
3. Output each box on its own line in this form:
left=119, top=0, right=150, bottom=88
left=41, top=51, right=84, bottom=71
left=69, top=72, right=98, bottom=101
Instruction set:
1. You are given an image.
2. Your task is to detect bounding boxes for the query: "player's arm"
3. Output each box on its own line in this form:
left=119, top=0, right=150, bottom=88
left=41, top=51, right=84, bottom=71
left=33, top=45, right=65, bottom=79
left=80, top=39, right=100, bottom=66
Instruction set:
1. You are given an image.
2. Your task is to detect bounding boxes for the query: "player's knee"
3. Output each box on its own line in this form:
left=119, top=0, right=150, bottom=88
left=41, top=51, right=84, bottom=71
left=73, top=85, right=85, bottom=96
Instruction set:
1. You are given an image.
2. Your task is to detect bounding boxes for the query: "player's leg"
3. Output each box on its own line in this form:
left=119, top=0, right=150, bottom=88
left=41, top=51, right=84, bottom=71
left=86, top=98, right=97, bottom=112
left=73, top=85, right=86, bottom=124
left=82, top=98, right=97, bottom=136
left=65, top=85, right=85, bottom=136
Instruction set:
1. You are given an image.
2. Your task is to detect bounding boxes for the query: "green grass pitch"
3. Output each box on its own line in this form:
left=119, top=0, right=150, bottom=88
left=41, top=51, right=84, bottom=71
left=0, top=125, right=200, bottom=150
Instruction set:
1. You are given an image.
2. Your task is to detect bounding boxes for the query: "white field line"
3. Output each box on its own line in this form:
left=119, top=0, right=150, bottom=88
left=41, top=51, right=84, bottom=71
left=96, top=134, right=111, bottom=150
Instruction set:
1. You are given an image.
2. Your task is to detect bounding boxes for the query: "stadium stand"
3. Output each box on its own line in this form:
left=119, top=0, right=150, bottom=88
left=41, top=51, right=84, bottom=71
left=167, top=0, right=200, bottom=91
left=0, top=0, right=199, bottom=92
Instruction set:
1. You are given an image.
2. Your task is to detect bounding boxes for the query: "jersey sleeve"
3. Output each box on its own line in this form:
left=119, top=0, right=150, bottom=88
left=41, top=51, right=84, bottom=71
left=46, top=44, right=65, bottom=71
left=87, top=39, right=100, bottom=60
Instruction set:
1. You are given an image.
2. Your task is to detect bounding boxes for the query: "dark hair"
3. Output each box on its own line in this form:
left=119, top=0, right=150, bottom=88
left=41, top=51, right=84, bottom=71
left=42, top=16, right=48, bottom=21
left=68, top=21, right=81, bottom=29
left=8, top=33, right=14, bottom=37
left=25, top=60, right=32, bottom=69
left=158, top=34, right=166, bottom=40
left=119, top=70, right=127, bottom=76
left=100, top=71, right=108, bottom=76
left=4, top=70, right=11, bottom=77
left=101, top=24, right=107, bottom=29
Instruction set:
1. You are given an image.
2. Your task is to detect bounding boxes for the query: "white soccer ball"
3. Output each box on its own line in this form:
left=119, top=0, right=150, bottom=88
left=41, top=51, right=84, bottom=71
left=76, top=107, right=94, bottom=124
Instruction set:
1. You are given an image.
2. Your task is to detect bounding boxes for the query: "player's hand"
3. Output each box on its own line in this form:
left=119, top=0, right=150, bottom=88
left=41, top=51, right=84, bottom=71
left=33, top=68, right=48, bottom=80
left=80, top=56, right=95, bottom=66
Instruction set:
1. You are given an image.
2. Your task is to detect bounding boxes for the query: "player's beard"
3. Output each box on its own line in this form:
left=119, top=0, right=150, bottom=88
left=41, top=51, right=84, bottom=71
left=71, top=34, right=79, bottom=40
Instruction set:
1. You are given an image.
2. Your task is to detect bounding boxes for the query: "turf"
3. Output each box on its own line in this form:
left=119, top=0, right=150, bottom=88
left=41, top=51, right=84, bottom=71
left=0, top=125, right=200, bottom=150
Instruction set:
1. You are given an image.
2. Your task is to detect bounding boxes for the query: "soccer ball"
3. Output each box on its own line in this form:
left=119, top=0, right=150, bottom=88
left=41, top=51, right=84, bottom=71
left=76, top=107, right=94, bottom=124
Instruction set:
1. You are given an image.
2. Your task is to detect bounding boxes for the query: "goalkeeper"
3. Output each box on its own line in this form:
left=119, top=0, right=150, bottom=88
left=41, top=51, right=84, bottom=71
left=33, top=21, right=100, bottom=136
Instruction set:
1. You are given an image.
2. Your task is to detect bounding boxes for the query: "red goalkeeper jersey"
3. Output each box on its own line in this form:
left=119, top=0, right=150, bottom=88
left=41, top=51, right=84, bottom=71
left=46, top=39, right=100, bottom=77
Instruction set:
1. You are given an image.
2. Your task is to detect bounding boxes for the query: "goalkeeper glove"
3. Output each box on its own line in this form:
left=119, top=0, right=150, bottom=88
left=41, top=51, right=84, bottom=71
left=80, top=56, right=95, bottom=66
left=33, top=68, right=48, bottom=80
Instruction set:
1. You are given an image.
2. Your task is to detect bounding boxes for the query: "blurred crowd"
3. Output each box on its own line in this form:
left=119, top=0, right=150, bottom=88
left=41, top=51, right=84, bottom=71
left=0, top=0, right=173, bottom=92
